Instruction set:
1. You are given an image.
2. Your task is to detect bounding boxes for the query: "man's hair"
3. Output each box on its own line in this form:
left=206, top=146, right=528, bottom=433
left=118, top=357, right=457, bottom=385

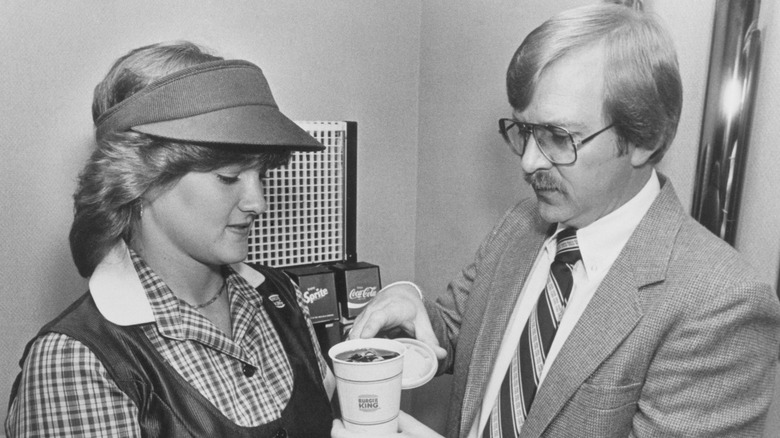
left=70, top=41, right=290, bottom=277
left=506, top=4, right=682, bottom=163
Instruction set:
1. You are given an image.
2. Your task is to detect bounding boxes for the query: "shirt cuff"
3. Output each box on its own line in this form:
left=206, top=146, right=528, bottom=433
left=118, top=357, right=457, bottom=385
left=382, top=281, right=424, bottom=300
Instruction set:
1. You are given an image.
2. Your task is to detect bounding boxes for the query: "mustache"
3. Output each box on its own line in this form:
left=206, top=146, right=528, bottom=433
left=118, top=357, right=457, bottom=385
left=524, top=172, right=566, bottom=193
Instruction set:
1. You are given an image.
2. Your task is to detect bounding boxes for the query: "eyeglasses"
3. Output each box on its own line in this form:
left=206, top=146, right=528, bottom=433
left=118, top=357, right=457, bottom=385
left=498, top=118, right=614, bottom=165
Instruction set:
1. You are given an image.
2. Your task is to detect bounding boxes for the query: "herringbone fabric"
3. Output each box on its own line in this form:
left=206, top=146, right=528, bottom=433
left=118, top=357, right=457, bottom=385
left=484, top=228, right=580, bottom=438
left=425, top=175, right=780, bottom=438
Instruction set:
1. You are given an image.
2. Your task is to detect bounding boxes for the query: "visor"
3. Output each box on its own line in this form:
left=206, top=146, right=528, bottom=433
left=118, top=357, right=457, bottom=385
left=94, top=60, right=324, bottom=151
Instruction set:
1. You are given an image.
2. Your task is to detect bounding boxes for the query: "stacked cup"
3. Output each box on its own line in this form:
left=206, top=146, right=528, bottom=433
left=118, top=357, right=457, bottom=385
left=329, top=338, right=436, bottom=434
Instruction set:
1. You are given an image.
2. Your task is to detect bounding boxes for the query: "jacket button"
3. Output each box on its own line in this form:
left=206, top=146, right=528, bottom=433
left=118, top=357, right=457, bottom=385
left=242, top=364, right=257, bottom=377
left=274, top=428, right=287, bottom=437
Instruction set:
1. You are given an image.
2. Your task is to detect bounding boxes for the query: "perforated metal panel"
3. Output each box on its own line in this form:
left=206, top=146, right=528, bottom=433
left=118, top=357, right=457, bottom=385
left=245, top=121, right=356, bottom=268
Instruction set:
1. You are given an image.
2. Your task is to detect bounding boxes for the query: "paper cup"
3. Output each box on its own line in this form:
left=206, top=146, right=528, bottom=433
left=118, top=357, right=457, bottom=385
left=329, top=338, right=406, bottom=434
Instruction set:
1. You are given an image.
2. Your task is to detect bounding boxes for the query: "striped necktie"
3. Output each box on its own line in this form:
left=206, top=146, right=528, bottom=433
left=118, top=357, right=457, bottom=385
left=484, top=228, right=581, bottom=437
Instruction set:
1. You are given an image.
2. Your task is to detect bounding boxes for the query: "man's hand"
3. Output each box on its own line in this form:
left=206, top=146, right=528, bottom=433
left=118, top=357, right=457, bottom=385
left=331, top=411, right=443, bottom=438
left=348, top=282, right=446, bottom=360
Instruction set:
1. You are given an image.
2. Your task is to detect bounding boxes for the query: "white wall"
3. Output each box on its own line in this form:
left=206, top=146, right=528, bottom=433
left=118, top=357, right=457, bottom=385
left=0, top=0, right=422, bottom=424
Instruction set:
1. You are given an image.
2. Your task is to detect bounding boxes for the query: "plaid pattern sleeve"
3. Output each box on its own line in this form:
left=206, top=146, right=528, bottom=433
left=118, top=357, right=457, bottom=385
left=291, top=278, right=331, bottom=381
left=5, top=332, right=141, bottom=437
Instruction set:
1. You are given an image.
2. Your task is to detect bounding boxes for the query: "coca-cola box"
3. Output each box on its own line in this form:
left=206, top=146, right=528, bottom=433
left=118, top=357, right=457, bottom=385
left=329, top=262, right=382, bottom=319
left=284, top=265, right=339, bottom=323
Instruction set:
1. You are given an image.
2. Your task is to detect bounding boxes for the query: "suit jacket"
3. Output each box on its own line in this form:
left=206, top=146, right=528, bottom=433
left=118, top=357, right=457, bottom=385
left=425, top=175, right=780, bottom=437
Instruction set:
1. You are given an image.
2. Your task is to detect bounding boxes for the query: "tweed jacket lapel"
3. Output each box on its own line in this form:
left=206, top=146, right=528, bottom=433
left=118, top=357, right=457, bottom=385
left=518, top=176, right=685, bottom=437
left=458, top=213, right=549, bottom=435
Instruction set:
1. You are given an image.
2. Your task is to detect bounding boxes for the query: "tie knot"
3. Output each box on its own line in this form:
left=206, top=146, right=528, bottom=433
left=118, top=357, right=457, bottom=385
left=555, top=228, right=581, bottom=265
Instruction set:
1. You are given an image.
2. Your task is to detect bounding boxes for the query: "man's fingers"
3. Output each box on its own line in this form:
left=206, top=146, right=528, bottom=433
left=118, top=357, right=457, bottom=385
left=349, top=292, right=413, bottom=339
left=349, top=306, right=387, bottom=339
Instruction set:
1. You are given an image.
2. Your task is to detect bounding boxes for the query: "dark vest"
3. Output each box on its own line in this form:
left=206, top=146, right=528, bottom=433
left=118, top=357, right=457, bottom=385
left=9, top=264, right=333, bottom=438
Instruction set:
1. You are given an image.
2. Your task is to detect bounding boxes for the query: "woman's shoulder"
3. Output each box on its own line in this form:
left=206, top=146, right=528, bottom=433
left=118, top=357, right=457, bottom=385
left=8, top=331, right=139, bottom=437
left=29, top=331, right=96, bottom=361
left=237, top=263, right=297, bottom=294
left=13, top=331, right=107, bottom=401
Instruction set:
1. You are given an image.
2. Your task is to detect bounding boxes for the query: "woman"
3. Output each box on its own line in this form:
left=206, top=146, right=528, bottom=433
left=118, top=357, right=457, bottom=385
left=6, top=41, right=334, bottom=437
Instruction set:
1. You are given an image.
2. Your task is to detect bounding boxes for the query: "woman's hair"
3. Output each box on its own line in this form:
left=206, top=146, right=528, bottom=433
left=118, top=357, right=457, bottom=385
left=506, top=4, right=682, bottom=163
left=71, top=42, right=291, bottom=277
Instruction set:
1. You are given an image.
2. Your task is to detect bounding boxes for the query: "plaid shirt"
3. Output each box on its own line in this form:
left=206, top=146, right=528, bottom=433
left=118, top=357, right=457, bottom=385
left=6, top=250, right=330, bottom=437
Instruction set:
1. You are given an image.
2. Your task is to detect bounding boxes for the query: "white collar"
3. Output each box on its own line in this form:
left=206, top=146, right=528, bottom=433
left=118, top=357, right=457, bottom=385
left=557, top=169, right=660, bottom=274
left=89, top=241, right=266, bottom=326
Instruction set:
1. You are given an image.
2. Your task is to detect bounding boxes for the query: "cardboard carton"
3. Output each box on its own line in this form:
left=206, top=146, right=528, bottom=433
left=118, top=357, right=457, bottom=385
left=284, top=265, right=339, bottom=323
left=330, top=262, right=382, bottom=319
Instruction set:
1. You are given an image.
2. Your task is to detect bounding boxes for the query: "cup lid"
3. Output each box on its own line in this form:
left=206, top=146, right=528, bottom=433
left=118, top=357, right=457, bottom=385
left=396, top=338, right=437, bottom=389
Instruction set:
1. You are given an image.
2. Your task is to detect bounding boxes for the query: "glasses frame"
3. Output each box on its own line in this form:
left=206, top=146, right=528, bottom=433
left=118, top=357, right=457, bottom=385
left=498, top=118, right=615, bottom=165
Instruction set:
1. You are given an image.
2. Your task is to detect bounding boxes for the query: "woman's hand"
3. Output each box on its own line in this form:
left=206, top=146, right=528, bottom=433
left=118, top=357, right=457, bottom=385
left=331, top=411, right=443, bottom=438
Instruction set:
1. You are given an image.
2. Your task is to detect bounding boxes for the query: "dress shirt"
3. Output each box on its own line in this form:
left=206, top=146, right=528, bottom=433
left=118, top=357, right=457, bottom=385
left=467, top=169, right=660, bottom=438
left=6, top=242, right=334, bottom=437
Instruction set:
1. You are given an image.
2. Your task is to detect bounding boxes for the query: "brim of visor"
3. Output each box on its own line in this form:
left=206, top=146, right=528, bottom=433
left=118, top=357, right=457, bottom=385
left=131, top=105, right=324, bottom=152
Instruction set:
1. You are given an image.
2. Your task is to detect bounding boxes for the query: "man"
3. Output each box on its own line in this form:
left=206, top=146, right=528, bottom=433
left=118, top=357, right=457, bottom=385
left=342, top=3, right=780, bottom=437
